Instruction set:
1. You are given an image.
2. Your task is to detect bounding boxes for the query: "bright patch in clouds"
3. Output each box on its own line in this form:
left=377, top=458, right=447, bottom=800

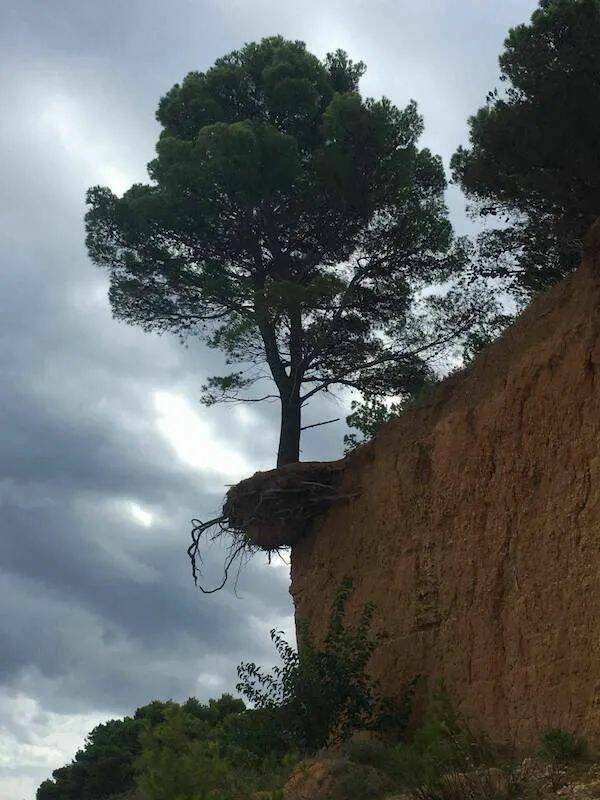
left=196, top=672, right=225, bottom=691
left=129, top=502, right=154, bottom=527
left=153, top=392, right=253, bottom=481
left=39, top=94, right=135, bottom=195
left=233, top=405, right=261, bottom=428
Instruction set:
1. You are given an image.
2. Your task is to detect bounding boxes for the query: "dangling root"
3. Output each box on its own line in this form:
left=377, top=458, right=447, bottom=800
left=188, top=460, right=354, bottom=593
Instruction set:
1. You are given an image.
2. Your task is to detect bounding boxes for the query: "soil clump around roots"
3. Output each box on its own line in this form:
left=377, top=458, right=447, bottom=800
left=188, top=460, right=351, bottom=592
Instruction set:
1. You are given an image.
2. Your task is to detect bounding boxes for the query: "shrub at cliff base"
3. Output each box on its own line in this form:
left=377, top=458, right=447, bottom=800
left=40, top=581, right=594, bottom=800
left=36, top=580, right=407, bottom=800
left=284, top=681, right=516, bottom=800
left=536, top=728, right=587, bottom=763
left=235, top=577, right=413, bottom=755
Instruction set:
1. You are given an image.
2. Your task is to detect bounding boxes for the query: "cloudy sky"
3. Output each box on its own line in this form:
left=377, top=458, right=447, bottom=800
left=1, top=1, right=537, bottom=796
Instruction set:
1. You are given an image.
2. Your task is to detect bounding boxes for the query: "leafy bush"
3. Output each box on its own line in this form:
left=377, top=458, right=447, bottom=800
left=38, top=575, right=406, bottom=800
left=341, top=739, right=396, bottom=780
left=40, top=603, right=528, bottom=800
left=343, top=681, right=513, bottom=800
left=344, top=396, right=405, bottom=450
left=134, top=702, right=296, bottom=800
left=236, top=578, right=412, bottom=754
left=537, top=728, right=586, bottom=763
left=404, top=681, right=494, bottom=781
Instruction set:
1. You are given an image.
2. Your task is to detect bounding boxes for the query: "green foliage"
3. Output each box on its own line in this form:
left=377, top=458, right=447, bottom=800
left=37, top=578, right=407, bottom=799
left=135, top=706, right=232, bottom=800
left=452, top=0, right=600, bottom=296
left=460, top=311, right=514, bottom=364
left=36, top=587, right=407, bottom=799
left=36, top=702, right=170, bottom=800
left=399, top=681, right=494, bottom=784
left=236, top=578, right=412, bottom=754
left=343, top=376, right=443, bottom=450
left=342, top=683, right=510, bottom=800
left=35, top=696, right=247, bottom=800
left=85, top=35, right=476, bottom=465
left=537, top=728, right=586, bottom=762
left=344, top=271, right=518, bottom=448
left=40, top=621, right=549, bottom=800
left=344, top=396, right=407, bottom=450
left=134, top=697, right=297, bottom=800
left=317, top=756, right=395, bottom=800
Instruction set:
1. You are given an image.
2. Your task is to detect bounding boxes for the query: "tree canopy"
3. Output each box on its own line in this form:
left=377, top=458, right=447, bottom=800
left=36, top=701, right=169, bottom=800
left=452, top=0, right=600, bottom=296
left=36, top=696, right=246, bottom=800
left=86, top=36, right=478, bottom=466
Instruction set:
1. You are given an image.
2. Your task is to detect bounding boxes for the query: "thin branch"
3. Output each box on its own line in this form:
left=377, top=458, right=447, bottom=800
left=300, top=311, right=480, bottom=402
left=213, top=394, right=280, bottom=404
left=300, top=417, right=340, bottom=431
left=301, top=263, right=370, bottom=370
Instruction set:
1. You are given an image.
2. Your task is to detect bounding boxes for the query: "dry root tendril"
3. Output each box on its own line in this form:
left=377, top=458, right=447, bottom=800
left=188, top=461, right=354, bottom=594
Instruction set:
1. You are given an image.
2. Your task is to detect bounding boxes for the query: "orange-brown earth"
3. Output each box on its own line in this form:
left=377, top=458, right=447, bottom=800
left=290, top=229, right=600, bottom=749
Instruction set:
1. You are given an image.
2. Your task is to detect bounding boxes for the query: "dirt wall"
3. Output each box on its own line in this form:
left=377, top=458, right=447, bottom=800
left=290, top=237, right=600, bottom=749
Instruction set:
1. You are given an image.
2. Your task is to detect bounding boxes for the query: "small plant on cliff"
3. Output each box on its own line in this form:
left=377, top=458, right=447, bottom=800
left=343, top=377, right=441, bottom=449
left=537, top=728, right=587, bottom=763
left=343, top=395, right=406, bottom=451
left=236, top=578, right=412, bottom=754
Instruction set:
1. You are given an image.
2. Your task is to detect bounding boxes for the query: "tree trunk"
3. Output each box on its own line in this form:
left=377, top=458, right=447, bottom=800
left=277, top=391, right=302, bottom=467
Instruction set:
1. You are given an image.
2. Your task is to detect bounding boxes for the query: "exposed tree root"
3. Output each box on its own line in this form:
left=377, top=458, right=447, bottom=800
left=188, top=460, right=353, bottom=593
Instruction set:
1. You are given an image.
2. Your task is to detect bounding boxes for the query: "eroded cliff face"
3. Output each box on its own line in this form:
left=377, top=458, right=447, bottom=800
left=291, top=237, right=600, bottom=749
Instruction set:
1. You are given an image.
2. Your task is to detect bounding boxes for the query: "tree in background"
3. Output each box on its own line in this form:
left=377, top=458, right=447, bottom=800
left=35, top=702, right=167, bottom=800
left=35, top=697, right=244, bottom=800
left=452, top=0, right=600, bottom=297
left=134, top=705, right=230, bottom=800
left=86, top=36, right=483, bottom=467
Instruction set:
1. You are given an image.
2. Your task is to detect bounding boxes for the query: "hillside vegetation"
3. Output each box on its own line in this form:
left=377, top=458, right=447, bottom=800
left=37, top=584, right=600, bottom=800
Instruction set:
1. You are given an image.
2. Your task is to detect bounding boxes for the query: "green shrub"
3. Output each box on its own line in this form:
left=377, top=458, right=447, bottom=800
left=407, top=680, right=494, bottom=779
left=236, top=578, right=412, bottom=754
left=329, top=758, right=393, bottom=800
left=537, top=728, right=586, bottom=763
left=134, top=701, right=294, bottom=800
left=343, top=682, right=512, bottom=800
left=342, top=736, right=399, bottom=774
left=344, top=379, right=440, bottom=450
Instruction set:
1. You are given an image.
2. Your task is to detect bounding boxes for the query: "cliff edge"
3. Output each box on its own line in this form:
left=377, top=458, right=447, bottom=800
left=290, top=229, right=600, bottom=749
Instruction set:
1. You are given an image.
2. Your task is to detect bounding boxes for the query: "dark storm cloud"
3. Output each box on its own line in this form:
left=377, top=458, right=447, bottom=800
left=1, top=1, right=539, bottom=796
left=0, top=239, right=291, bottom=711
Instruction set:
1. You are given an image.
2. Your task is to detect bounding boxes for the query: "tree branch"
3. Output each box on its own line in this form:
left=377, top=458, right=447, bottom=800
left=300, top=417, right=340, bottom=431
left=300, top=310, right=479, bottom=402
